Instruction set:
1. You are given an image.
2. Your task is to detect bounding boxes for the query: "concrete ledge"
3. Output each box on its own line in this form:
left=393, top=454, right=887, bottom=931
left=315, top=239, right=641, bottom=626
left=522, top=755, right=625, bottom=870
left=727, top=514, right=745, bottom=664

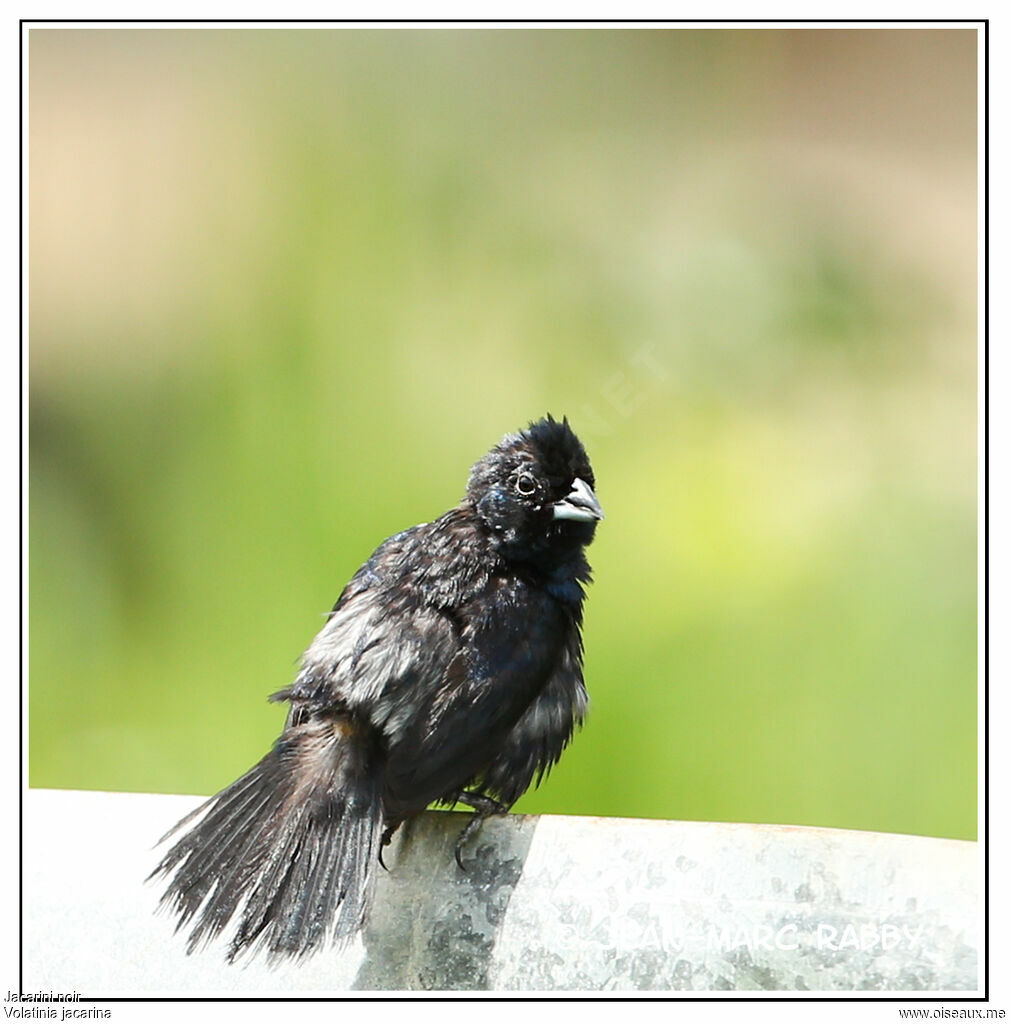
left=23, top=789, right=979, bottom=993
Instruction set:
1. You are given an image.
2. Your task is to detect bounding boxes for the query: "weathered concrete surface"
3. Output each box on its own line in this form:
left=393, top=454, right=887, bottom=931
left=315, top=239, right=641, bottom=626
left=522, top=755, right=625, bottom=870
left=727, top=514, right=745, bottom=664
left=23, top=789, right=979, bottom=993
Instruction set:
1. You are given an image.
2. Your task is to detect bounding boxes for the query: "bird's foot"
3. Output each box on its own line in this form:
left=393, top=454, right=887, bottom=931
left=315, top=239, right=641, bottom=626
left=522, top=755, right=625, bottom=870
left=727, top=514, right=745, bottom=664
left=453, top=791, right=508, bottom=871
left=378, top=824, right=399, bottom=871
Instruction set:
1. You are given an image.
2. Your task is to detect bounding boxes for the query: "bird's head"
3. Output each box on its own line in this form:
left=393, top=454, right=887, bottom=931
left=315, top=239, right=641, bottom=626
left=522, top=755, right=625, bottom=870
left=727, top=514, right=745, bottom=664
left=466, top=415, right=603, bottom=565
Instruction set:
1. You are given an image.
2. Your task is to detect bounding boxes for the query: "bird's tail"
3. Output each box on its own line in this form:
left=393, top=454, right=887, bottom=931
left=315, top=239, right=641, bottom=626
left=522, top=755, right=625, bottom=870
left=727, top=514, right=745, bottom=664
left=149, top=713, right=383, bottom=963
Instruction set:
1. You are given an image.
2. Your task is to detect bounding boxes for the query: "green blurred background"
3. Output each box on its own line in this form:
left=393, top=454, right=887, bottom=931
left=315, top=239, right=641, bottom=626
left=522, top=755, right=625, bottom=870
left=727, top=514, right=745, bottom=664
left=29, top=28, right=978, bottom=840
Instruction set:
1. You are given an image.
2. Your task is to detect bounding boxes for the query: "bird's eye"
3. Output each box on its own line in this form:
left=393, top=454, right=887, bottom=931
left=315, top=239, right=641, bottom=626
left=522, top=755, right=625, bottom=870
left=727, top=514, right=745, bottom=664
left=515, top=472, right=537, bottom=496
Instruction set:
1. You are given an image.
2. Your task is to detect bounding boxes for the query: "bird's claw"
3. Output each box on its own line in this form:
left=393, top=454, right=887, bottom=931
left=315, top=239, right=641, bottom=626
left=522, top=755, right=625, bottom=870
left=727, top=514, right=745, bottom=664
left=453, top=814, right=484, bottom=871
left=452, top=791, right=508, bottom=871
left=378, top=824, right=398, bottom=872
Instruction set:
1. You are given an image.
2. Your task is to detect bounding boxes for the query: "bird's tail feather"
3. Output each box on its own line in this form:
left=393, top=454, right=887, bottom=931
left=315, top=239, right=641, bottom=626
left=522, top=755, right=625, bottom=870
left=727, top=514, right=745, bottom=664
left=149, top=714, right=382, bottom=963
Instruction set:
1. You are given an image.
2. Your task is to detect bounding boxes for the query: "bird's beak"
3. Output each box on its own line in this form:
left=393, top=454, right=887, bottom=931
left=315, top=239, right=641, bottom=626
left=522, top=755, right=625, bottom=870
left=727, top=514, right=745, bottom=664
left=552, top=477, right=604, bottom=522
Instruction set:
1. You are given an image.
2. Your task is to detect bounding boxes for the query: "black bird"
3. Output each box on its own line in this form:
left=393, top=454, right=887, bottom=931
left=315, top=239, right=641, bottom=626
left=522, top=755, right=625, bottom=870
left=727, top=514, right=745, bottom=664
left=150, top=415, right=603, bottom=962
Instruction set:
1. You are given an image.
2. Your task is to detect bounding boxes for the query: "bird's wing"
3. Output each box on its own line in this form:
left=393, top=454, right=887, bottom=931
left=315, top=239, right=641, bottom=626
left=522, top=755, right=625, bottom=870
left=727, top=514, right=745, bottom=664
left=272, top=527, right=459, bottom=729
left=379, top=574, right=572, bottom=818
